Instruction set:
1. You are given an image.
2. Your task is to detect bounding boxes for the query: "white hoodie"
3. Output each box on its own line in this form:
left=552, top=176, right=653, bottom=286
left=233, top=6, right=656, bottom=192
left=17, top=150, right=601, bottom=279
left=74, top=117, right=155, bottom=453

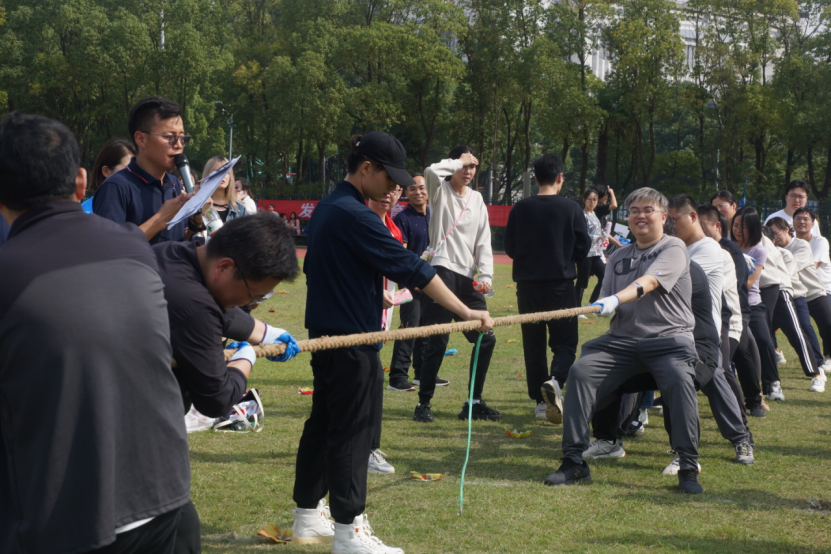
left=424, top=158, right=494, bottom=284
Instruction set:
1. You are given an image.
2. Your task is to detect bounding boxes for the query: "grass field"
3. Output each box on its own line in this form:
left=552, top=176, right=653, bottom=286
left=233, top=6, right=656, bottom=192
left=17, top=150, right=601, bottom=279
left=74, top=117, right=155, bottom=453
left=191, top=264, right=831, bottom=553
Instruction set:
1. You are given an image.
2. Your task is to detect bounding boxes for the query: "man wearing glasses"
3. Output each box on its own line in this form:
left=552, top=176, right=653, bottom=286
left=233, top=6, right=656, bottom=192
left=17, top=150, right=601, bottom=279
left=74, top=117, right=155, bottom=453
left=545, top=188, right=702, bottom=493
left=764, top=180, right=822, bottom=237
left=94, top=96, right=194, bottom=244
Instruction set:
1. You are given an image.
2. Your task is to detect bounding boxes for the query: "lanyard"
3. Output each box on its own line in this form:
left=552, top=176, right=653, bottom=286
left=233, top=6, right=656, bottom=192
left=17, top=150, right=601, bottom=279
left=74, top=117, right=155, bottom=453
left=439, top=187, right=474, bottom=245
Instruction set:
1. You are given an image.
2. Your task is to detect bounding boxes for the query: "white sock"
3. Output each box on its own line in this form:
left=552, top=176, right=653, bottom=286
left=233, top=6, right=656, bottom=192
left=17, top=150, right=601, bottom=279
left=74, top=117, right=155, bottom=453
left=472, top=399, right=481, bottom=404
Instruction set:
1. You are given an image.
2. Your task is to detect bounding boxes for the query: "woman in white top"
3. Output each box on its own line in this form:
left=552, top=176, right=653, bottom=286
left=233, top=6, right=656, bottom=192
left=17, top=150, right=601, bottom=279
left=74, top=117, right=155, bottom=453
left=576, top=188, right=606, bottom=305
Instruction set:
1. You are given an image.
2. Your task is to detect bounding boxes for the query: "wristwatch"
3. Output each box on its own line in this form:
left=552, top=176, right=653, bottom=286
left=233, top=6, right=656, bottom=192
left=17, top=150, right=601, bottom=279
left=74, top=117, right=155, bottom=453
left=633, top=282, right=644, bottom=299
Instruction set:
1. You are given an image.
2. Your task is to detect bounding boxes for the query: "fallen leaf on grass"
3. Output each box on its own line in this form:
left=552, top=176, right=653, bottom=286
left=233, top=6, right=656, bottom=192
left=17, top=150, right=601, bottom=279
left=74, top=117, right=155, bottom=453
left=506, top=339, right=517, bottom=343
left=275, top=290, right=289, bottom=294
left=268, top=308, right=276, bottom=312
left=581, top=321, right=596, bottom=325
left=409, top=471, right=443, bottom=481
left=298, top=387, right=313, bottom=395
left=505, top=284, right=515, bottom=288
left=504, top=427, right=532, bottom=438
left=257, top=524, right=292, bottom=543
left=383, top=366, right=390, bottom=372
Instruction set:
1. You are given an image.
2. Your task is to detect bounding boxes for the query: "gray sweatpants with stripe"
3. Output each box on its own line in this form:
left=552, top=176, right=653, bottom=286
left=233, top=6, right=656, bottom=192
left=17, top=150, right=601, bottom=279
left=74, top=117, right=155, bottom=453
left=562, top=334, right=701, bottom=470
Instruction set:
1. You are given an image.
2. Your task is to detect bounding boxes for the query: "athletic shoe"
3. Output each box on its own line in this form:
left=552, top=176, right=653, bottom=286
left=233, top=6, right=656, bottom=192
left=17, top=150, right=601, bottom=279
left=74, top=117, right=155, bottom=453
left=769, top=381, right=785, bottom=401
left=332, top=514, right=403, bottom=554
left=775, top=349, right=786, bottom=365
left=638, top=408, right=649, bottom=425
left=678, top=469, right=703, bottom=494
left=535, top=402, right=547, bottom=420
left=821, top=358, right=831, bottom=373
left=291, top=498, right=334, bottom=545
left=412, top=403, right=434, bottom=423
left=411, top=378, right=447, bottom=386
left=387, top=381, right=415, bottom=392
left=623, top=420, right=645, bottom=437
left=734, top=441, right=754, bottom=465
left=582, top=439, right=626, bottom=460
left=544, top=458, right=592, bottom=486
left=412, top=379, right=419, bottom=385
left=808, top=376, right=826, bottom=392
left=368, top=449, right=395, bottom=474
left=748, top=405, right=766, bottom=418
left=662, top=451, right=702, bottom=476
left=540, top=378, right=564, bottom=424
left=458, top=400, right=502, bottom=421
left=578, top=314, right=588, bottom=319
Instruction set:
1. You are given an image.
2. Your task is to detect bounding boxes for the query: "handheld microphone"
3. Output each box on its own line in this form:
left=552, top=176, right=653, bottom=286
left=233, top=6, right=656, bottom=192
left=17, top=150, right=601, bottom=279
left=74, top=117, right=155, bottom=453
left=174, top=154, right=195, bottom=193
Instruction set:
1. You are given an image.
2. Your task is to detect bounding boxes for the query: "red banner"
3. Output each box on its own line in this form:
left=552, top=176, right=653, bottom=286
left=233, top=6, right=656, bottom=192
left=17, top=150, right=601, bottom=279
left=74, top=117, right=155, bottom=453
left=257, top=200, right=514, bottom=227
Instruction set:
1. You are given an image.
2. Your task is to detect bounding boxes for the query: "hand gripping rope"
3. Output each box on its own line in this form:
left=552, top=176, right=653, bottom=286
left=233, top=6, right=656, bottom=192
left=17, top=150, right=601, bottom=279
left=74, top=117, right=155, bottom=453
left=211, top=304, right=602, bottom=514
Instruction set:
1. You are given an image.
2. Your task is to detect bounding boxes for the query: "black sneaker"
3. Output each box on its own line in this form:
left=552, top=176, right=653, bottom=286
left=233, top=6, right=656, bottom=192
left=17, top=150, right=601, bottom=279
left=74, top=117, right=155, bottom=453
left=734, top=440, right=754, bottom=465
left=458, top=400, right=502, bottom=421
left=387, top=381, right=416, bottom=392
left=436, top=378, right=450, bottom=387
left=544, top=459, right=592, bottom=486
left=677, top=468, right=703, bottom=494
left=748, top=405, right=766, bottom=418
left=413, top=403, right=434, bottom=423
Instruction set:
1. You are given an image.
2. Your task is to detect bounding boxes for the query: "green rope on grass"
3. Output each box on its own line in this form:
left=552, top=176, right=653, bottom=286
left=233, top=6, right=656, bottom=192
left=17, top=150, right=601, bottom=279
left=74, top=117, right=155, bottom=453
left=458, top=331, right=484, bottom=516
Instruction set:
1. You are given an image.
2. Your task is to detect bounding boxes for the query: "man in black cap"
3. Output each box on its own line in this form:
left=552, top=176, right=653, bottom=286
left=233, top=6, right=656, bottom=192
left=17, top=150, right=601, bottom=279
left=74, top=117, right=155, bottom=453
left=288, top=132, right=492, bottom=553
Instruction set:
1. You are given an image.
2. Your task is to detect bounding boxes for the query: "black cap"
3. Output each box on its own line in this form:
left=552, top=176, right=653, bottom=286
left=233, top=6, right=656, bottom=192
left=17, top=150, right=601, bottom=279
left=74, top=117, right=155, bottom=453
left=355, top=132, right=414, bottom=187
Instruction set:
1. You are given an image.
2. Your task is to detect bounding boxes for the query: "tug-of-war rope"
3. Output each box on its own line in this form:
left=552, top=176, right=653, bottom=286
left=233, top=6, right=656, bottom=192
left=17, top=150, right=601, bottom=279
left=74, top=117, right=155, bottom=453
left=222, top=304, right=603, bottom=361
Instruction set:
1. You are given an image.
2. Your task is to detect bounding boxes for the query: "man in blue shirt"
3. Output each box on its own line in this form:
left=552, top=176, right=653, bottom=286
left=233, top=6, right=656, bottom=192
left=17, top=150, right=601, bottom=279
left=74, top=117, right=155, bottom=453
left=93, top=96, right=192, bottom=244
left=289, top=132, right=492, bottom=552
left=388, top=172, right=432, bottom=391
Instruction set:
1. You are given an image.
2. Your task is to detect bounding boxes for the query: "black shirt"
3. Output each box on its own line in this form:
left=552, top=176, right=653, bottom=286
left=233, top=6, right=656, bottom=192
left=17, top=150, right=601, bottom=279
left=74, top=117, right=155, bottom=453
left=393, top=204, right=431, bottom=255
left=690, top=260, right=718, bottom=387
left=0, top=202, right=190, bottom=554
left=504, top=194, right=591, bottom=283
left=93, top=157, right=186, bottom=244
left=153, top=241, right=255, bottom=417
left=304, top=181, right=436, bottom=347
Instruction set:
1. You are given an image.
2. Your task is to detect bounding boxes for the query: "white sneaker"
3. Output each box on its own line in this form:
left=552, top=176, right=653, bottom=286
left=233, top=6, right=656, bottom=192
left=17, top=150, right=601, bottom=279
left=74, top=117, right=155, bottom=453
left=540, top=378, right=564, bottom=424
left=291, top=498, right=334, bottom=544
left=578, top=314, right=588, bottom=319
left=662, top=452, right=702, bottom=476
left=535, top=402, right=547, bottom=420
left=368, top=449, right=395, bottom=474
left=638, top=408, right=649, bottom=426
left=775, top=349, right=786, bottom=365
left=332, top=514, right=403, bottom=554
left=582, top=439, right=625, bottom=460
left=809, top=376, right=826, bottom=392
left=769, top=380, right=785, bottom=401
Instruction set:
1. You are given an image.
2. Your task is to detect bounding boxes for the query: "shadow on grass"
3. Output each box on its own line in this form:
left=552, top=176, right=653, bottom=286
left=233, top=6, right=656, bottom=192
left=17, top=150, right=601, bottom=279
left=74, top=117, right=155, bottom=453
left=582, top=531, right=831, bottom=553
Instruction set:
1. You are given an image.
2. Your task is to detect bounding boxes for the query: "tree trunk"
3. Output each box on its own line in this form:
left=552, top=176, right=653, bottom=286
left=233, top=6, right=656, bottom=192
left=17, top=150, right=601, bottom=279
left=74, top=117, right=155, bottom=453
left=561, top=137, right=570, bottom=165
left=785, top=148, right=795, bottom=187
left=579, top=136, right=589, bottom=194
left=523, top=98, right=532, bottom=172
left=318, top=141, right=326, bottom=187
left=490, top=95, right=501, bottom=204
left=296, top=138, right=304, bottom=187
left=596, top=123, right=609, bottom=187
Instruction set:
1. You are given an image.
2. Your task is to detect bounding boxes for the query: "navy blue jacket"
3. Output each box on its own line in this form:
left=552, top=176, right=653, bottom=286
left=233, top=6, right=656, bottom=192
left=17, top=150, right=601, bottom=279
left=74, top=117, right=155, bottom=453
left=92, top=157, right=186, bottom=244
left=304, top=181, right=436, bottom=348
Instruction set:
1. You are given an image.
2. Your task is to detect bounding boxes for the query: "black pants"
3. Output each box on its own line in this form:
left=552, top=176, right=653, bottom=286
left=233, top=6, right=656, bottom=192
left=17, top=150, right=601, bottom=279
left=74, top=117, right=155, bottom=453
left=388, top=290, right=424, bottom=385
left=371, top=359, right=385, bottom=451
left=294, top=348, right=380, bottom=524
left=174, top=501, right=201, bottom=554
left=418, top=266, right=496, bottom=405
left=760, top=285, right=779, bottom=346
left=516, top=280, right=578, bottom=402
left=721, top=324, right=748, bottom=427
left=772, top=292, right=821, bottom=377
left=807, top=295, right=831, bottom=358
left=729, top=319, right=763, bottom=410
left=749, top=304, right=780, bottom=394
left=89, top=505, right=185, bottom=554
left=576, top=256, right=605, bottom=304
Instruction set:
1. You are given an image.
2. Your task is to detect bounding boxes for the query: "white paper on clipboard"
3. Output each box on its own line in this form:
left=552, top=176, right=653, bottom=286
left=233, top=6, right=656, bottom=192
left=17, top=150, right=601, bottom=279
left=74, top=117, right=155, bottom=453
left=167, top=156, right=241, bottom=229
left=614, top=223, right=630, bottom=237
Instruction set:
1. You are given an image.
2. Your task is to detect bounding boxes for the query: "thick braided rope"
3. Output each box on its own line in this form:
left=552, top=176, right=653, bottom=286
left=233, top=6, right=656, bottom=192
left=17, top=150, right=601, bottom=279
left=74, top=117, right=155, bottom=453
left=223, top=304, right=601, bottom=361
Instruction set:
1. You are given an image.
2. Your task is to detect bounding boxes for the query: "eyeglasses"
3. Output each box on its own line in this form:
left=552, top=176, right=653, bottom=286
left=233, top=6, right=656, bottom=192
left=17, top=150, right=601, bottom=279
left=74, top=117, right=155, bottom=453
left=628, top=207, right=661, bottom=217
left=235, top=262, right=274, bottom=304
left=669, top=211, right=691, bottom=223
left=144, top=132, right=192, bottom=147
left=787, top=193, right=807, bottom=201
left=794, top=216, right=812, bottom=223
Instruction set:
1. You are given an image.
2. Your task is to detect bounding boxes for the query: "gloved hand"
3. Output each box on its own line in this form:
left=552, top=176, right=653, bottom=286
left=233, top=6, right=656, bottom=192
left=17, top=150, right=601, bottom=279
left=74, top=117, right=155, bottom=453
left=262, top=325, right=300, bottom=362
left=591, top=295, right=620, bottom=318
left=227, top=341, right=256, bottom=367
left=743, top=254, right=757, bottom=275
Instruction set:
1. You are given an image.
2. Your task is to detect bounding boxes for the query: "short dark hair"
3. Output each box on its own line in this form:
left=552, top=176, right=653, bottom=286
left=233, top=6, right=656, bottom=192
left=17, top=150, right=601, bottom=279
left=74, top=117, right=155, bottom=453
left=592, top=183, right=608, bottom=200
left=663, top=217, right=676, bottom=236
left=410, top=172, right=424, bottom=179
left=793, top=206, right=816, bottom=221
left=532, top=154, right=564, bottom=186
left=733, top=207, right=762, bottom=246
left=696, top=203, right=727, bottom=236
left=236, top=177, right=250, bottom=192
left=89, top=139, right=135, bottom=195
left=448, top=145, right=474, bottom=160
left=0, top=111, right=80, bottom=210
left=346, top=134, right=384, bottom=175
left=711, top=190, right=736, bottom=205
left=785, top=180, right=810, bottom=197
left=766, top=216, right=794, bottom=237
left=761, top=226, right=775, bottom=242
left=207, top=212, right=299, bottom=283
left=668, top=193, right=698, bottom=214
left=583, top=188, right=599, bottom=201
left=128, top=96, right=183, bottom=147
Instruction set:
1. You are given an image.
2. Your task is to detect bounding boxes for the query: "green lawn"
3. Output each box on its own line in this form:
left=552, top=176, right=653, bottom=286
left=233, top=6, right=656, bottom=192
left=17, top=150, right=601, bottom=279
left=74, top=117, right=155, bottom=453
left=192, top=264, right=831, bottom=553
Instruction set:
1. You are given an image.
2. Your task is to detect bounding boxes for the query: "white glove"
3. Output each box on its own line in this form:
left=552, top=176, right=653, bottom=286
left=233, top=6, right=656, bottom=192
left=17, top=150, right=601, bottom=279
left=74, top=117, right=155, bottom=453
left=262, top=325, right=286, bottom=345
left=591, top=295, right=620, bottom=318
left=743, top=254, right=757, bottom=275
left=229, top=342, right=256, bottom=367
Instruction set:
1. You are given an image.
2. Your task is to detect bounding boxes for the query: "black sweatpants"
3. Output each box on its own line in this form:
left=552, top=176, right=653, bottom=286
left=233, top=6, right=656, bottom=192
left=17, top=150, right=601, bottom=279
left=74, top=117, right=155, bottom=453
left=749, top=304, right=780, bottom=394
left=388, top=290, right=424, bottom=385
left=89, top=505, right=185, bottom=554
left=516, top=279, right=579, bottom=402
left=721, top=324, right=748, bottom=427
left=807, top=295, right=831, bottom=359
left=576, top=255, right=606, bottom=304
left=174, top=501, right=201, bottom=554
left=729, top=319, right=763, bottom=410
left=371, top=358, right=385, bottom=451
left=760, top=285, right=779, bottom=339
left=294, top=348, right=381, bottom=524
left=418, top=266, right=496, bottom=405
left=772, top=292, right=821, bottom=377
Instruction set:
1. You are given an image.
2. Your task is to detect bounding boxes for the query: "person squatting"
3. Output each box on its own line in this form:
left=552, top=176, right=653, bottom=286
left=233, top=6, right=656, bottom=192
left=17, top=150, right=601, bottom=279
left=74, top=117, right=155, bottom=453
left=1, top=98, right=827, bottom=554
